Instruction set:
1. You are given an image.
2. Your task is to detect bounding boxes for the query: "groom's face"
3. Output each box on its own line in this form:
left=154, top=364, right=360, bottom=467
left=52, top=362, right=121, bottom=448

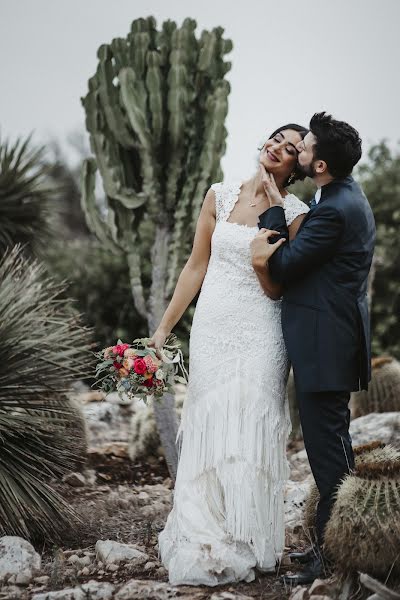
left=296, top=132, right=317, bottom=177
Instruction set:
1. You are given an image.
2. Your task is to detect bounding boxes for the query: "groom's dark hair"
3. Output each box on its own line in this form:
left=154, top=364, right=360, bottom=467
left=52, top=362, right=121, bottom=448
left=309, top=112, right=362, bottom=178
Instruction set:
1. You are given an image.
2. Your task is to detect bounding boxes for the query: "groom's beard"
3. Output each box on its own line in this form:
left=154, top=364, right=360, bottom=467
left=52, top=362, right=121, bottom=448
left=297, top=160, right=317, bottom=178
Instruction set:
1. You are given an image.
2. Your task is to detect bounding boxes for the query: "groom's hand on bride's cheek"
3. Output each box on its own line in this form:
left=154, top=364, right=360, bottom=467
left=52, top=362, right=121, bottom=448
left=250, top=229, right=286, bottom=270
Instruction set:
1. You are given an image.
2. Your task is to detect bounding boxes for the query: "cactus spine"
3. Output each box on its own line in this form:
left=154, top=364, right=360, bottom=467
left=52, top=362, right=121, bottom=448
left=351, top=356, right=400, bottom=417
left=81, top=17, right=232, bottom=478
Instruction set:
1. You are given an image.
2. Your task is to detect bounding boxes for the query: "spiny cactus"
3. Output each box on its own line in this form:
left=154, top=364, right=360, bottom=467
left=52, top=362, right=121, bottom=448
left=351, top=356, right=400, bottom=417
left=303, top=442, right=400, bottom=576
left=81, top=16, right=232, bottom=478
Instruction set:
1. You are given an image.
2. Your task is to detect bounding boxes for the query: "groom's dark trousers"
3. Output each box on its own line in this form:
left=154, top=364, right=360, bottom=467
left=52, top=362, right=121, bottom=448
left=258, top=176, right=376, bottom=546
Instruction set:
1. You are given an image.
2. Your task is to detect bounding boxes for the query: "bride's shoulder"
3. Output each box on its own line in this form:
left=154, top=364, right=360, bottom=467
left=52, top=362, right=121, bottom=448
left=210, top=180, right=241, bottom=194
left=283, top=193, right=310, bottom=226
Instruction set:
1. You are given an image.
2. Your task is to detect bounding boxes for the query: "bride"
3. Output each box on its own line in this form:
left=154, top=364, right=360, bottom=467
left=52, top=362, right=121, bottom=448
left=150, top=123, right=310, bottom=586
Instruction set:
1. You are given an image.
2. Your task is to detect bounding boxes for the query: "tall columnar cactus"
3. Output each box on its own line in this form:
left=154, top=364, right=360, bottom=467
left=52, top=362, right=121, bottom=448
left=351, top=356, right=400, bottom=417
left=303, top=442, right=400, bottom=576
left=81, top=16, right=232, bottom=478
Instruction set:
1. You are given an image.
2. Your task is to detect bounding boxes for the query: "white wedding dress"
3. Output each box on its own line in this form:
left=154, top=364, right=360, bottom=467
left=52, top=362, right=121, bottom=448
left=159, top=181, right=309, bottom=586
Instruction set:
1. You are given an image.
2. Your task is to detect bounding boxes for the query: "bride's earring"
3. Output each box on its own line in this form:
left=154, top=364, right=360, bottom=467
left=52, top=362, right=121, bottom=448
left=287, top=172, right=296, bottom=185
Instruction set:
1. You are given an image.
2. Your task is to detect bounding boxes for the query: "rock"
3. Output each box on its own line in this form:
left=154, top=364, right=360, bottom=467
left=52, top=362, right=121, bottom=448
left=144, top=561, right=156, bottom=571
left=285, top=479, right=311, bottom=530
left=289, top=449, right=310, bottom=480
left=94, top=442, right=129, bottom=458
left=63, top=472, right=86, bottom=487
left=106, top=563, right=119, bottom=572
left=1, top=585, right=22, bottom=599
left=32, top=580, right=115, bottom=600
left=84, top=401, right=132, bottom=445
left=308, top=596, right=332, bottom=600
left=115, top=579, right=185, bottom=600
left=210, top=593, right=253, bottom=600
left=157, top=566, right=168, bottom=577
left=349, top=412, right=400, bottom=446
left=77, top=391, right=105, bottom=404
left=289, top=587, right=309, bottom=600
left=95, top=540, right=148, bottom=566
left=67, top=554, right=80, bottom=564
left=137, top=491, right=150, bottom=502
left=0, top=536, right=41, bottom=582
left=81, top=567, right=90, bottom=577
left=308, top=578, right=332, bottom=596
left=141, top=500, right=168, bottom=518
left=78, top=555, right=91, bottom=567
left=15, top=568, right=32, bottom=586
left=34, top=575, right=50, bottom=585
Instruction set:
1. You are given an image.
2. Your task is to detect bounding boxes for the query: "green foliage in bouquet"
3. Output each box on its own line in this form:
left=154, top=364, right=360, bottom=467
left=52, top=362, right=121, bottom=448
left=0, top=247, right=92, bottom=541
left=351, top=356, right=400, bottom=417
left=0, top=135, right=57, bottom=257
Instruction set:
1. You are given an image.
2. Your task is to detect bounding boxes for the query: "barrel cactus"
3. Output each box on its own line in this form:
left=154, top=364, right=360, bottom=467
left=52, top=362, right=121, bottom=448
left=351, top=356, right=400, bottom=417
left=303, top=442, right=400, bottom=576
left=81, top=16, right=232, bottom=478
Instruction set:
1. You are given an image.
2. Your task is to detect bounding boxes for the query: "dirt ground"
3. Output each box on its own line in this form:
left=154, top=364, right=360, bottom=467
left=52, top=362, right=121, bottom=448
left=35, top=450, right=306, bottom=599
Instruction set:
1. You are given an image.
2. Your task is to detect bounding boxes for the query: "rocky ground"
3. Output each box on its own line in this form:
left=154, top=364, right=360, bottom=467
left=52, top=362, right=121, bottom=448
left=1, top=389, right=399, bottom=599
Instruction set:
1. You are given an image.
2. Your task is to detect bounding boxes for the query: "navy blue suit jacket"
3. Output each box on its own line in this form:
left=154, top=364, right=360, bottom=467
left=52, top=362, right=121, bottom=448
left=258, top=176, right=376, bottom=392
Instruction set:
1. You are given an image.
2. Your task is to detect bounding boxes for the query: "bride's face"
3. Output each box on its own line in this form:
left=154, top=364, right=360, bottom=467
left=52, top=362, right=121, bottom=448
left=259, top=129, right=302, bottom=181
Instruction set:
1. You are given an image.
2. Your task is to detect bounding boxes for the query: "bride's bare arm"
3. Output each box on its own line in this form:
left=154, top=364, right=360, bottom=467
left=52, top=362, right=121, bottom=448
left=251, top=214, right=307, bottom=300
left=150, top=188, right=216, bottom=347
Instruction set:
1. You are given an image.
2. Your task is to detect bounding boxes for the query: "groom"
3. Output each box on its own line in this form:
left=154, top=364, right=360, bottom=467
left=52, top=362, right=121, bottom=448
left=252, top=112, right=376, bottom=584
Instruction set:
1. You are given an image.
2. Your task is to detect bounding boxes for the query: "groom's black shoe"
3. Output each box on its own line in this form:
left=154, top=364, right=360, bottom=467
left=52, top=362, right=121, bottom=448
left=281, top=554, right=326, bottom=586
left=288, top=546, right=318, bottom=564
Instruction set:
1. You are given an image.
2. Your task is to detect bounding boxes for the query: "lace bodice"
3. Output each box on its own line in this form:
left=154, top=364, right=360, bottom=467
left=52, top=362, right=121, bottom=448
left=211, top=180, right=309, bottom=227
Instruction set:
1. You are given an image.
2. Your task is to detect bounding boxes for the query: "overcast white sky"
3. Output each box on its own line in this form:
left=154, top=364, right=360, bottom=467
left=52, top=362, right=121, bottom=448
left=1, top=0, right=399, bottom=179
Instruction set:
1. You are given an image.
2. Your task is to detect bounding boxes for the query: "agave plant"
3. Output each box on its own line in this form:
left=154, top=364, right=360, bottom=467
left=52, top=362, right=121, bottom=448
left=0, top=246, right=92, bottom=541
left=0, top=135, right=57, bottom=257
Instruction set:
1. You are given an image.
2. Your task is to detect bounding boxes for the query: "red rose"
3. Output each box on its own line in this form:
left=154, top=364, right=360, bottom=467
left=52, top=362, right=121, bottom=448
left=113, top=360, right=123, bottom=370
left=112, top=343, right=130, bottom=357
left=143, top=377, right=154, bottom=388
left=134, top=358, right=147, bottom=375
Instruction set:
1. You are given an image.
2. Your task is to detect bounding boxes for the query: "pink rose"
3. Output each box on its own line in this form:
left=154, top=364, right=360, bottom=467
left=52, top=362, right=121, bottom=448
left=112, top=343, right=130, bottom=357
left=144, top=355, right=160, bottom=374
left=133, top=358, right=147, bottom=375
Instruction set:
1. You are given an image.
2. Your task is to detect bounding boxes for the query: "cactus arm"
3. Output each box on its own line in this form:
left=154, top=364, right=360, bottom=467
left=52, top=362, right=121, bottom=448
left=80, top=159, right=120, bottom=253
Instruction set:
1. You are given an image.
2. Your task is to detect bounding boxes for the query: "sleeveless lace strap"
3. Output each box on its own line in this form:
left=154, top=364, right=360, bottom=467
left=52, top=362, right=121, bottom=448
left=211, top=181, right=243, bottom=222
left=283, top=194, right=310, bottom=226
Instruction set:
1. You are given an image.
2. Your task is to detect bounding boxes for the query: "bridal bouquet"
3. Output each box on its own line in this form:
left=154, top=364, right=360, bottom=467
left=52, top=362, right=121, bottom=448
left=94, top=334, right=188, bottom=403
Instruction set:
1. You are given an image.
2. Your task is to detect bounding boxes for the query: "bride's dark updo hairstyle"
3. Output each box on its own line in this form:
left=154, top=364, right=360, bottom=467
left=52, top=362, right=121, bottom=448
left=260, top=123, right=308, bottom=186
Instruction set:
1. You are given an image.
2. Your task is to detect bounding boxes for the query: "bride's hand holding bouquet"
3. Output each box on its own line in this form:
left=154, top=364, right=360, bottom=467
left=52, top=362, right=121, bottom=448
left=94, top=332, right=188, bottom=404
